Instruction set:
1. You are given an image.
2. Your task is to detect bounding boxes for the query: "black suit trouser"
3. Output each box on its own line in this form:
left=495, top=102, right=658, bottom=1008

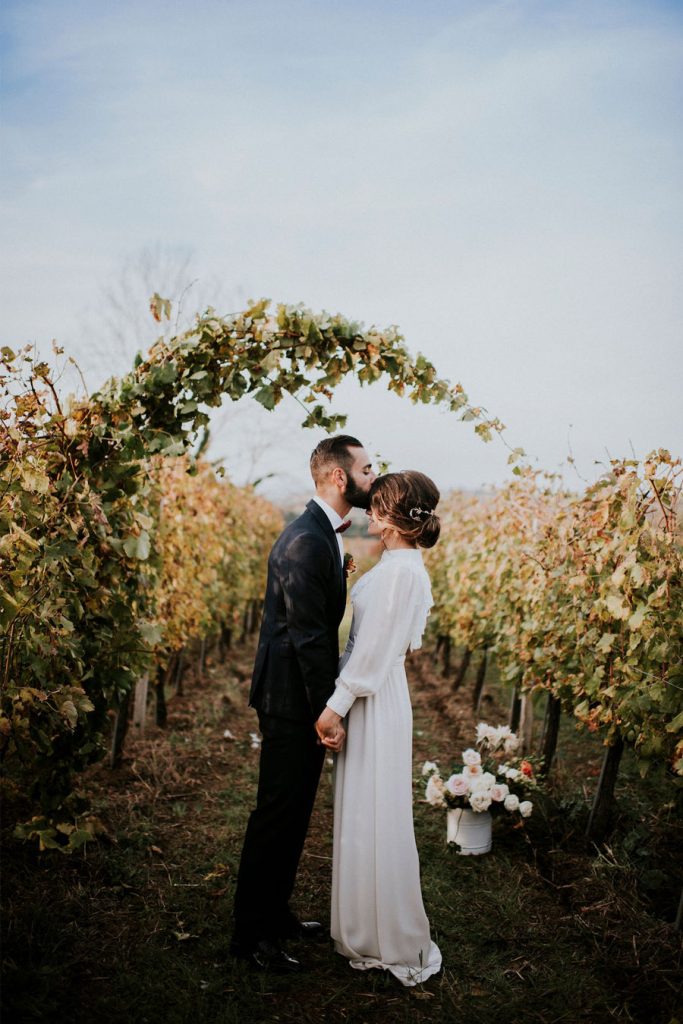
left=232, top=711, right=326, bottom=944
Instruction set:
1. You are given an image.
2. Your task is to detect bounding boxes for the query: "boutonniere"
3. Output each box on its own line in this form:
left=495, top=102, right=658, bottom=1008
left=343, top=553, right=357, bottom=578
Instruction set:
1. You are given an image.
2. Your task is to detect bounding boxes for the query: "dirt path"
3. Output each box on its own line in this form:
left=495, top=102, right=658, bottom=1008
left=2, top=639, right=681, bottom=1024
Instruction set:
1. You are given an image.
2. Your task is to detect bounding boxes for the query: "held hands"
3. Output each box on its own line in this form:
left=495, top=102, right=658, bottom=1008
left=315, top=707, right=345, bottom=752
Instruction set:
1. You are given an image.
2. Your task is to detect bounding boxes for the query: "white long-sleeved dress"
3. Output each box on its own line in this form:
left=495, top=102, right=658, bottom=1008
left=326, top=547, right=442, bottom=987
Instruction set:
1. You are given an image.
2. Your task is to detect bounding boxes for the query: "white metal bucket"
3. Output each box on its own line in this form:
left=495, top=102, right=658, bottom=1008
left=446, top=807, right=492, bottom=855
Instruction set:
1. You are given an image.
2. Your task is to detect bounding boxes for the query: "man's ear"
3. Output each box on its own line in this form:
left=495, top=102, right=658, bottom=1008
left=331, top=466, right=346, bottom=489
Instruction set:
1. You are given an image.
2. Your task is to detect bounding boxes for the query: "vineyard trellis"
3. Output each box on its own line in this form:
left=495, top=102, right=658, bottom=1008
left=1, top=297, right=502, bottom=849
left=2, top=295, right=680, bottom=873
left=425, top=456, right=683, bottom=846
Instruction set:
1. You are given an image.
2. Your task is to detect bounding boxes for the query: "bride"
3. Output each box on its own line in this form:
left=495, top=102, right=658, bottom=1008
left=315, top=470, right=443, bottom=987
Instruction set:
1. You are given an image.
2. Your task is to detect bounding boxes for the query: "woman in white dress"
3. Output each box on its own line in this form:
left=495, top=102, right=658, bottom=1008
left=320, top=471, right=442, bottom=987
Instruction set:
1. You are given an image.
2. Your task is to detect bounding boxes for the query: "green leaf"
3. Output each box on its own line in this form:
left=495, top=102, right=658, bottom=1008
left=628, top=604, right=647, bottom=630
left=630, top=563, right=646, bottom=587
left=0, top=588, right=19, bottom=628
left=507, top=447, right=526, bottom=465
left=160, top=440, right=186, bottom=457
left=139, top=620, right=163, bottom=646
left=605, top=595, right=630, bottom=620
left=21, top=468, right=50, bottom=494
left=67, top=828, right=94, bottom=851
left=254, top=385, right=276, bottom=410
left=61, top=700, right=78, bottom=729
left=261, top=350, right=281, bottom=372
left=665, top=710, right=683, bottom=734
left=136, top=531, right=150, bottom=560
left=123, top=535, right=138, bottom=558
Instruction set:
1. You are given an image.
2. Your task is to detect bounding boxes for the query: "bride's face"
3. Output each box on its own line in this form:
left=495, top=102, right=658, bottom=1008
left=366, top=505, right=390, bottom=537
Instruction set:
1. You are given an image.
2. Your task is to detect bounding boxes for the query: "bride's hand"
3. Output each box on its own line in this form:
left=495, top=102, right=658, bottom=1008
left=315, top=707, right=345, bottom=751
left=320, top=727, right=345, bottom=751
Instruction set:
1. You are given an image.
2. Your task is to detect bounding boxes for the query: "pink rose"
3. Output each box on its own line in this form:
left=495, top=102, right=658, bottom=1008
left=446, top=773, right=470, bottom=796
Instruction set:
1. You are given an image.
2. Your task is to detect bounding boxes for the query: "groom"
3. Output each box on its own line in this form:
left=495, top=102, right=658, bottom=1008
left=230, top=435, right=376, bottom=971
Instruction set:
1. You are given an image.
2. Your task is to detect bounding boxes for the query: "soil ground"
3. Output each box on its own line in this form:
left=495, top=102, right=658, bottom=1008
left=2, top=630, right=681, bottom=1024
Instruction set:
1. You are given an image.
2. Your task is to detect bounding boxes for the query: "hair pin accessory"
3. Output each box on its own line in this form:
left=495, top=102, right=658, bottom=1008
left=409, top=507, right=435, bottom=520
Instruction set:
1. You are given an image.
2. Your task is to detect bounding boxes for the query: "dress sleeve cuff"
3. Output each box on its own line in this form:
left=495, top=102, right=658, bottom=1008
left=326, top=680, right=356, bottom=717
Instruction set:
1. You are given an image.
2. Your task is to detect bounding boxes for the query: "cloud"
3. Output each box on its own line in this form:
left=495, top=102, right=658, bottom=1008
left=1, top=0, right=681, bottom=495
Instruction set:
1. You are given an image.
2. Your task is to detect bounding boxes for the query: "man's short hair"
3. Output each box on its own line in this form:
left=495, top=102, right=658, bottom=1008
left=310, top=435, right=363, bottom=485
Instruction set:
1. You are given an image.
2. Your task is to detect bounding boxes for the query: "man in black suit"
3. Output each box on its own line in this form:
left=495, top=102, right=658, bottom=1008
left=231, top=435, right=376, bottom=971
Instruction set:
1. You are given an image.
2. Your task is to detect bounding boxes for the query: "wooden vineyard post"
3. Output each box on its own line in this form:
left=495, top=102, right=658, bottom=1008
left=132, top=673, right=149, bottom=739
left=586, top=732, right=625, bottom=842
left=509, top=685, right=522, bottom=732
left=224, top=625, right=233, bottom=656
left=155, top=657, right=176, bottom=728
left=434, top=634, right=445, bottom=666
left=519, top=692, right=535, bottom=754
left=441, top=635, right=451, bottom=677
left=198, top=638, right=206, bottom=679
left=452, top=647, right=472, bottom=693
left=175, top=649, right=186, bottom=696
left=472, top=648, right=488, bottom=713
left=539, top=693, right=562, bottom=773
left=250, top=598, right=260, bottom=634
left=219, top=625, right=232, bottom=659
left=110, top=690, right=131, bottom=768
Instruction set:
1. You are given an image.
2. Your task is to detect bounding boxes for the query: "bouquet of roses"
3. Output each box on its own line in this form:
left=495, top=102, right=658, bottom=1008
left=422, top=722, right=542, bottom=819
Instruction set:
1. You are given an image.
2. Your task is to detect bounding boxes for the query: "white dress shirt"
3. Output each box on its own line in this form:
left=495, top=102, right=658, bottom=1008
left=312, top=495, right=345, bottom=568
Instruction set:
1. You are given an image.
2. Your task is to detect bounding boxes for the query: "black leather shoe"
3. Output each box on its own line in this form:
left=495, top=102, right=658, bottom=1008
left=284, top=919, right=325, bottom=941
left=231, top=937, right=303, bottom=973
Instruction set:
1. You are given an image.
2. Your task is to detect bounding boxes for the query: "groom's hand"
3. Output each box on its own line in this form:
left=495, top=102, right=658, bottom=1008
left=315, top=707, right=345, bottom=752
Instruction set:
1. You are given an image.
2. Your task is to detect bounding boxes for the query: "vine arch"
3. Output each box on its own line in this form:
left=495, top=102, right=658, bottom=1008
left=1, top=297, right=508, bottom=834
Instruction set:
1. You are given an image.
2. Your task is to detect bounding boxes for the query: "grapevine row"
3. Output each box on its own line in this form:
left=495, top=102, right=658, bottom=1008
left=425, top=454, right=683, bottom=790
left=1, top=297, right=492, bottom=847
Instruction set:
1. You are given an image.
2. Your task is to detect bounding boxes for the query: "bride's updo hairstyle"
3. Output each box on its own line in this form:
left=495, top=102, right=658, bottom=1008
left=369, top=471, right=441, bottom=549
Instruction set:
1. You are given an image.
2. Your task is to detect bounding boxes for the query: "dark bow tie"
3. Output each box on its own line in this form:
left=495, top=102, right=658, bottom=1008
left=335, top=520, right=352, bottom=534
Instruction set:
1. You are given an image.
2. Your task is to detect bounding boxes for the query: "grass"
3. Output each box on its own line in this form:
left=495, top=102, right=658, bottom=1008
left=2, top=637, right=681, bottom=1024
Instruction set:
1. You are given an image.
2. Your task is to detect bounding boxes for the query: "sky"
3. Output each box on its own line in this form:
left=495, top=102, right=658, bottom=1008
left=1, top=0, right=682, bottom=503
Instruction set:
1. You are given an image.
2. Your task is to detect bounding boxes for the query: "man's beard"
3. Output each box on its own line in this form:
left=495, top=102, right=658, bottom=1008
left=343, top=474, right=371, bottom=510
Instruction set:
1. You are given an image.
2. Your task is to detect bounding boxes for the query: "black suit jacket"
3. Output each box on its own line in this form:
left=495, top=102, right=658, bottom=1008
left=249, top=500, right=347, bottom=723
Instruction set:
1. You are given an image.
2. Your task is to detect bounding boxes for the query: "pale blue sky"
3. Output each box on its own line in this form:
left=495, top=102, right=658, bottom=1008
left=2, top=0, right=682, bottom=499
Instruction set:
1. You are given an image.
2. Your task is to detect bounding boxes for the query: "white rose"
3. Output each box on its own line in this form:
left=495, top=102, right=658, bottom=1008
left=476, top=723, right=497, bottom=743
left=504, top=736, right=520, bottom=755
left=462, top=763, right=483, bottom=777
left=490, top=783, right=509, bottom=802
left=504, top=793, right=520, bottom=812
left=462, top=748, right=482, bottom=766
left=425, top=775, right=447, bottom=807
left=505, top=768, right=522, bottom=782
left=468, top=778, right=489, bottom=796
left=519, top=800, right=533, bottom=818
left=422, top=760, right=439, bottom=777
left=469, top=790, right=492, bottom=812
left=446, top=773, right=470, bottom=797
